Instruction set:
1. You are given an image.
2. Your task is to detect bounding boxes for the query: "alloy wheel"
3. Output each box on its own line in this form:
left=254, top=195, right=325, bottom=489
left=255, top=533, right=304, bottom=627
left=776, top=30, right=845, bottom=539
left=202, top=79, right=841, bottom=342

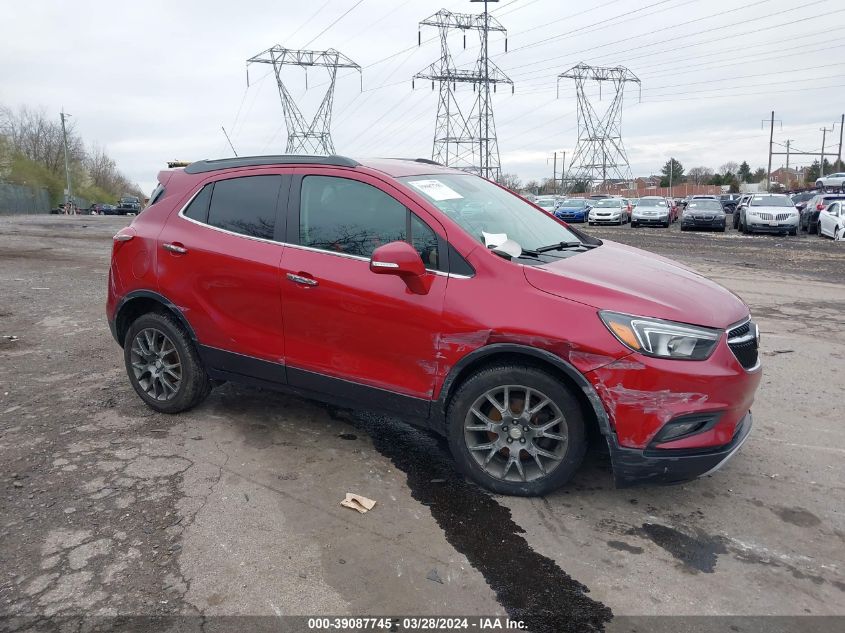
left=463, top=385, right=568, bottom=483
left=130, top=328, right=182, bottom=401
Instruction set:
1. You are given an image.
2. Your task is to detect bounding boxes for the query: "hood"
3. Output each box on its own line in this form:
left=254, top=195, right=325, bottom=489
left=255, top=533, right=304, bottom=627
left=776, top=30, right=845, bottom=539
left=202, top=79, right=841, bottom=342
left=524, top=241, right=748, bottom=328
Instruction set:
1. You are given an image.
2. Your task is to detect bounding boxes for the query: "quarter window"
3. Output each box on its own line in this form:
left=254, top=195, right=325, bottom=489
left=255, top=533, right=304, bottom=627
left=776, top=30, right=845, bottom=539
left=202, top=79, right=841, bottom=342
left=206, top=175, right=281, bottom=240
left=183, top=184, right=212, bottom=223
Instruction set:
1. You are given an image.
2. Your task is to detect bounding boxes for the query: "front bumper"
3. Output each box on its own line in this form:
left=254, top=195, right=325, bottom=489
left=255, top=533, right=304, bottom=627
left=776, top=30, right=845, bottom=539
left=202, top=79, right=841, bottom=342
left=633, top=214, right=669, bottom=225
left=590, top=214, right=622, bottom=224
left=681, top=215, right=725, bottom=229
left=607, top=412, right=753, bottom=486
left=746, top=216, right=799, bottom=233
left=555, top=211, right=587, bottom=222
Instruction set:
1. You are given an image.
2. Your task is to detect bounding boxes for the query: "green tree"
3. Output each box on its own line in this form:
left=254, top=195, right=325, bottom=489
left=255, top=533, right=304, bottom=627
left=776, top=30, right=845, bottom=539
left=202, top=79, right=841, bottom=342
left=659, top=158, right=685, bottom=187
left=738, top=161, right=752, bottom=183
left=751, top=167, right=767, bottom=182
left=709, top=173, right=724, bottom=186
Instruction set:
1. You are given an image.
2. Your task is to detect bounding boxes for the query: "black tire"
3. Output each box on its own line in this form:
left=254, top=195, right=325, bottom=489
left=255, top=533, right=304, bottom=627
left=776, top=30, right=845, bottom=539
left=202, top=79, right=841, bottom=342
left=788, top=228, right=797, bottom=236
left=664, top=221, right=670, bottom=228
left=719, top=226, right=726, bottom=232
left=631, top=221, right=639, bottom=228
left=123, top=312, right=211, bottom=414
left=446, top=364, right=587, bottom=496
left=680, top=225, right=688, bottom=231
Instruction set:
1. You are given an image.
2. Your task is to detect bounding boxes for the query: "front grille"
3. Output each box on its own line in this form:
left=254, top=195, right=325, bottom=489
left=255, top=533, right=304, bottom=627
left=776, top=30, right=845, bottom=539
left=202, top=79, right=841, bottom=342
left=756, top=212, right=790, bottom=221
left=727, top=319, right=759, bottom=370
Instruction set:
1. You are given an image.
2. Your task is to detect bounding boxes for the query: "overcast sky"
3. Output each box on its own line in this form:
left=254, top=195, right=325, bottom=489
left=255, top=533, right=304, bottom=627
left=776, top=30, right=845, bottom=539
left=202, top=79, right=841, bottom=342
left=2, top=0, right=844, bottom=193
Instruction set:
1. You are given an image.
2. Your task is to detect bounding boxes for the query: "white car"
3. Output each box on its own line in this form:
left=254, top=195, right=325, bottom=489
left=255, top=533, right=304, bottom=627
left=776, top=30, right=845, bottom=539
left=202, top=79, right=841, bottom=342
left=815, top=172, right=845, bottom=192
left=534, top=196, right=558, bottom=213
left=818, top=201, right=845, bottom=240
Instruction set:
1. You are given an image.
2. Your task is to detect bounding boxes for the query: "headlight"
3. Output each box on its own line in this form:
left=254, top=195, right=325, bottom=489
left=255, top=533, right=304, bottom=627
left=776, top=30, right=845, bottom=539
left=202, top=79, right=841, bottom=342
left=599, top=311, right=722, bottom=360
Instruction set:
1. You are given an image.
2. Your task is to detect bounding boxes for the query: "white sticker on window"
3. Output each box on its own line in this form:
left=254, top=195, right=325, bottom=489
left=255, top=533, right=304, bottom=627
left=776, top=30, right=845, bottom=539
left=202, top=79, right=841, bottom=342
left=482, top=231, right=508, bottom=248
left=408, top=179, right=464, bottom=201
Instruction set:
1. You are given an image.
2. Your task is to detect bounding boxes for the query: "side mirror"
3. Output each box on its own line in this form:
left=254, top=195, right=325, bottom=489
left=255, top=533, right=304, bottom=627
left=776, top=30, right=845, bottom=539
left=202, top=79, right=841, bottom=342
left=370, top=241, right=430, bottom=294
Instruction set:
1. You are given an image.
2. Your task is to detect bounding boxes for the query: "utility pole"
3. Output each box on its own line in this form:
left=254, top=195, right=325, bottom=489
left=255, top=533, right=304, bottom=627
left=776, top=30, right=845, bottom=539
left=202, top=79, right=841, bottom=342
left=766, top=111, right=775, bottom=192
left=668, top=158, right=673, bottom=198
left=785, top=139, right=792, bottom=172
left=553, top=151, right=558, bottom=193
left=60, top=110, right=73, bottom=208
left=820, top=124, right=834, bottom=177
left=560, top=150, right=566, bottom=192
left=837, top=113, right=844, bottom=170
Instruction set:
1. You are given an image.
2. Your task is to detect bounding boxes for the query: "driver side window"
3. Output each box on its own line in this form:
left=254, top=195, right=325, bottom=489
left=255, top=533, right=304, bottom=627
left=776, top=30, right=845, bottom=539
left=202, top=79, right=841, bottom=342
left=299, top=175, right=445, bottom=271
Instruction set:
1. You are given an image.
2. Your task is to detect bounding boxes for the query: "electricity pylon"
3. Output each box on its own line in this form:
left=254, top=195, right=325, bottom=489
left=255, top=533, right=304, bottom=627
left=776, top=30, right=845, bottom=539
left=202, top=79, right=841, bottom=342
left=247, top=46, right=361, bottom=155
left=414, top=2, right=512, bottom=181
left=557, top=64, right=640, bottom=192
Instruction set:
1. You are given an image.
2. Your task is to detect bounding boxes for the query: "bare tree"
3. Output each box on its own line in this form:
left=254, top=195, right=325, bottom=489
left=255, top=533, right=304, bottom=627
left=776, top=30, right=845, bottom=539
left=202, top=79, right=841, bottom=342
left=496, top=172, right=522, bottom=192
left=687, top=166, right=714, bottom=185
left=0, top=105, right=84, bottom=172
left=719, top=161, right=739, bottom=176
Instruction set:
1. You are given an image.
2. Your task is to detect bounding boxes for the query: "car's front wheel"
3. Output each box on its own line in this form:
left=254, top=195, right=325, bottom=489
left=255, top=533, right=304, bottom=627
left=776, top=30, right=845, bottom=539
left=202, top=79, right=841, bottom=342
left=446, top=365, right=587, bottom=496
left=124, top=312, right=211, bottom=414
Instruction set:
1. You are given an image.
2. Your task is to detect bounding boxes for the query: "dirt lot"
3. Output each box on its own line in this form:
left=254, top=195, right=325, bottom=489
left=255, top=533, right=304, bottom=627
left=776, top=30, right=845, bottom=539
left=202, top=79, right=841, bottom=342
left=1, top=214, right=844, bottom=632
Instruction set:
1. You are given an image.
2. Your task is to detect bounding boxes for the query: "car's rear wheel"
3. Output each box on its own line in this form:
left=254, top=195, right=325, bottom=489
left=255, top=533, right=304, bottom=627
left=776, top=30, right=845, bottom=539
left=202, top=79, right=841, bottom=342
left=124, top=312, right=211, bottom=414
left=446, top=365, right=587, bottom=496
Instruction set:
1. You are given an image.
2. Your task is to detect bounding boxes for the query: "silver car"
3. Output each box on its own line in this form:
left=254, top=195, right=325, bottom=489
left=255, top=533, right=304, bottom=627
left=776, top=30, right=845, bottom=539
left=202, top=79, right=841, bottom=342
left=631, top=196, right=671, bottom=227
left=738, top=194, right=800, bottom=235
left=588, top=197, right=631, bottom=225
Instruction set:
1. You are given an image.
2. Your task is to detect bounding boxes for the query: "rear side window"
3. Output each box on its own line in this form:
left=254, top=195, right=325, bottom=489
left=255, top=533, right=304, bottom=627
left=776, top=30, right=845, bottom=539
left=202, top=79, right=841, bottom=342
left=183, top=184, right=212, bottom=223
left=207, top=175, right=281, bottom=240
left=300, top=176, right=407, bottom=258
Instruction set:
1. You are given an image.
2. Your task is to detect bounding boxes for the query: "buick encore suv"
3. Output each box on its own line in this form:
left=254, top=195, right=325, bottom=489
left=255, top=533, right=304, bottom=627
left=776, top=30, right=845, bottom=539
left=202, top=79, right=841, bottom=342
left=107, top=155, right=761, bottom=496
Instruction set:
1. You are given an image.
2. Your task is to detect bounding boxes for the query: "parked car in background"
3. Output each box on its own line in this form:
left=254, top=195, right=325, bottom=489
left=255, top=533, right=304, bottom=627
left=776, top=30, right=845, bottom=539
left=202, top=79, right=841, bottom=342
left=534, top=196, right=558, bottom=213
left=791, top=191, right=816, bottom=216
left=99, top=204, right=119, bottom=216
left=107, top=154, right=761, bottom=494
left=815, top=172, right=845, bottom=192
left=738, top=194, right=799, bottom=235
left=681, top=198, right=726, bottom=232
left=719, top=194, right=742, bottom=213
left=117, top=196, right=142, bottom=214
left=553, top=198, right=590, bottom=223
left=801, top=193, right=845, bottom=234
left=733, top=194, right=753, bottom=229
left=818, top=201, right=845, bottom=240
left=631, top=196, right=671, bottom=227
left=666, top=197, right=679, bottom=222
left=588, top=197, right=630, bottom=225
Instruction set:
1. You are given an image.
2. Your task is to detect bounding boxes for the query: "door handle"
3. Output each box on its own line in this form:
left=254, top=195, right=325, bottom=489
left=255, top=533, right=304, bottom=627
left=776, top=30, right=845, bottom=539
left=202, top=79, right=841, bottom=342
left=286, top=272, right=318, bottom=287
left=162, top=242, right=188, bottom=254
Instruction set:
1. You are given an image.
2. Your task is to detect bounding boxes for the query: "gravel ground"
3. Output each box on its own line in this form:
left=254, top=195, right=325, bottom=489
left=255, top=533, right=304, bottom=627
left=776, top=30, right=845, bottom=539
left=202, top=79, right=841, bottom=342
left=0, top=214, right=843, bottom=632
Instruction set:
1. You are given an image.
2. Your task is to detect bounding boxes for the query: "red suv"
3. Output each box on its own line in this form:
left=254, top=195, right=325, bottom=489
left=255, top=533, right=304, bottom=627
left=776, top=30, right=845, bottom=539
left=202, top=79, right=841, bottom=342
left=107, top=156, right=761, bottom=495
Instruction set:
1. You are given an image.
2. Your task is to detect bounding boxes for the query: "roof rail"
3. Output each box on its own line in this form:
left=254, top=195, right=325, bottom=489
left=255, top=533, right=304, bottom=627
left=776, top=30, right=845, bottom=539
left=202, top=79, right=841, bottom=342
left=184, top=154, right=359, bottom=174
left=412, top=158, right=443, bottom=166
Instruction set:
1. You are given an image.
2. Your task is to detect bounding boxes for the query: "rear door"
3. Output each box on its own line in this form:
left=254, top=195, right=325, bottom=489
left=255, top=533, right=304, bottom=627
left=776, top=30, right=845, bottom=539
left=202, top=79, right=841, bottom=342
left=158, top=170, right=289, bottom=380
left=279, top=169, right=448, bottom=413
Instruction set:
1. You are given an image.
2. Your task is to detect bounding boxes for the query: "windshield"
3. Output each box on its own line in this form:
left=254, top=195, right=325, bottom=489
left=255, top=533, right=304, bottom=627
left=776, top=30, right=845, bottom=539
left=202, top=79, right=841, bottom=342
left=560, top=199, right=587, bottom=208
left=594, top=199, right=622, bottom=208
left=535, top=199, right=556, bottom=208
left=687, top=200, right=722, bottom=211
left=401, top=175, right=579, bottom=251
left=638, top=198, right=666, bottom=207
left=792, top=193, right=814, bottom=203
left=750, top=195, right=793, bottom=207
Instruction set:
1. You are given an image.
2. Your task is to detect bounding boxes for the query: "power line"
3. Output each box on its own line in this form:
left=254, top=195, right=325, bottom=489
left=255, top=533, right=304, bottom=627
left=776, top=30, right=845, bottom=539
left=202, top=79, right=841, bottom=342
left=302, top=0, right=366, bottom=49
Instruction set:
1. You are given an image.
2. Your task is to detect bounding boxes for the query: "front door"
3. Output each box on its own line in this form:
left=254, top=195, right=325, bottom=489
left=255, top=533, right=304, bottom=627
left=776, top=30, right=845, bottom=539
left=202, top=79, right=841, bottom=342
left=280, top=171, right=447, bottom=415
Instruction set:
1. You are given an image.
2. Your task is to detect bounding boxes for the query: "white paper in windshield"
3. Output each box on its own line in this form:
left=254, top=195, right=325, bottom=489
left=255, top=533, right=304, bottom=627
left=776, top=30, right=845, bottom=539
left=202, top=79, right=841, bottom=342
left=408, top=179, right=464, bottom=201
left=482, top=231, right=508, bottom=248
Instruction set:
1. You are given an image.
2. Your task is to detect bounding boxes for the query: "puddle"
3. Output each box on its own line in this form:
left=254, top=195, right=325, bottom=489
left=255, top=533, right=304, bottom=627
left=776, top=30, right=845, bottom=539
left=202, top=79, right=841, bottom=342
left=634, top=523, right=726, bottom=574
left=325, top=406, right=612, bottom=633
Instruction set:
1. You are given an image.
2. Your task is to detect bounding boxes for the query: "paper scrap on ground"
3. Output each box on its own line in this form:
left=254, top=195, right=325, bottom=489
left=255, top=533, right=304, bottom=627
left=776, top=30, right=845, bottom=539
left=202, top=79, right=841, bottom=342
left=482, top=231, right=508, bottom=248
left=340, top=492, right=377, bottom=513
left=407, top=179, right=464, bottom=201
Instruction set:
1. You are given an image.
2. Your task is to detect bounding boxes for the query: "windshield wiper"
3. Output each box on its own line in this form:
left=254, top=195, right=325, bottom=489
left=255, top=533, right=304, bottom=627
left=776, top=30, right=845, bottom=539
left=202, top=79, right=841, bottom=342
left=533, top=241, right=598, bottom=253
